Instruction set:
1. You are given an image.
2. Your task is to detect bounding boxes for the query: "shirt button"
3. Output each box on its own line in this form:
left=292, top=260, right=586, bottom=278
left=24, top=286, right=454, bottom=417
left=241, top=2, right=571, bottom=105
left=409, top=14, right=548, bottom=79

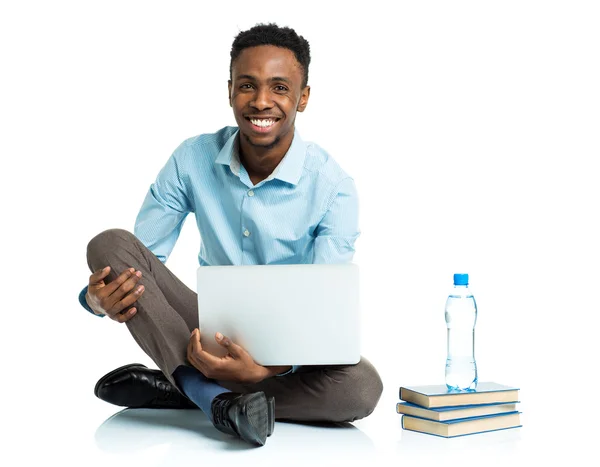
left=243, top=229, right=251, bottom=237
left=248, top=190, right=255, bottom=197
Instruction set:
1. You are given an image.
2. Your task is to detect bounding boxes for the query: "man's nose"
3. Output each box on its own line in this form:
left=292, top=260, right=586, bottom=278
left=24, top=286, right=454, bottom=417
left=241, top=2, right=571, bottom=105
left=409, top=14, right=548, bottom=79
left=250, top=87, right=273, bottom=110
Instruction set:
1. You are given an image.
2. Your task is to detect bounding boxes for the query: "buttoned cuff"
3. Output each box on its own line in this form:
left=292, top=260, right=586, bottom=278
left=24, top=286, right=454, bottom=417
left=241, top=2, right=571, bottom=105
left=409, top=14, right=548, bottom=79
left=276, top=365, right=300, bottom=376
left=78, top=285, right=104, bottom=317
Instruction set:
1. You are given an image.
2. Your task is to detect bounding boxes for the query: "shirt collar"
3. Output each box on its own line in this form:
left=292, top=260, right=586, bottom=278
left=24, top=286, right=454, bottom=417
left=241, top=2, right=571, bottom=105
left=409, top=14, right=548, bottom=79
left=215, top=128, right=306, bottom=186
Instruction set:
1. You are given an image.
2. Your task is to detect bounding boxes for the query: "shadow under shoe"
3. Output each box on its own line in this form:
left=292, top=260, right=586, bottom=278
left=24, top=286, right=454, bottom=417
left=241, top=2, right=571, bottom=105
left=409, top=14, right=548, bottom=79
left=211, top=392, right=274, bottom=446
left=94, top=363, right=197, bottom=409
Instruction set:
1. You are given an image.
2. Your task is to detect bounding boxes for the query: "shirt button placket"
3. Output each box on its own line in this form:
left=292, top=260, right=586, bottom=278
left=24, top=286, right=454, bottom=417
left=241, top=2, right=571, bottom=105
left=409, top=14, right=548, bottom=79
left=241, top=188, right=254, bottom=253
left=243, top=190, right=253, bottom=237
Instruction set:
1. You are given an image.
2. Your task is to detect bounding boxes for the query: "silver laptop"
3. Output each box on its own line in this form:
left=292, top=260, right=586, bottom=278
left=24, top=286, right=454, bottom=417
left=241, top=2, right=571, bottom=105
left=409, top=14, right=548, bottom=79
left=197, top=263, right=360, bottom=366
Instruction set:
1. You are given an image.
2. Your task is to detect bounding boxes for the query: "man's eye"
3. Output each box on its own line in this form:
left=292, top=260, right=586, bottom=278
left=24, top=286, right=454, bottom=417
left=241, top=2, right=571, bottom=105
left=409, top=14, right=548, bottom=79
left=240, top=84, right=253, bottom=89
left=274, top=85, right=288, bottom=92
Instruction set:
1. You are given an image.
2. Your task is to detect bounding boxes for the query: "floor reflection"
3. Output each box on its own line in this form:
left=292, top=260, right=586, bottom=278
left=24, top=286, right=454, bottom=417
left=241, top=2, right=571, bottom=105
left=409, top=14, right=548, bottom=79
left=95, top=408, right=377, bottom=463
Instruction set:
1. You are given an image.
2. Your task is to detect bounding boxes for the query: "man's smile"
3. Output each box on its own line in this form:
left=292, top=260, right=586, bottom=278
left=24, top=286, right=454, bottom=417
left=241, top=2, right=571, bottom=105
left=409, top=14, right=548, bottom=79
left=244, top=116, right=282, bottom=133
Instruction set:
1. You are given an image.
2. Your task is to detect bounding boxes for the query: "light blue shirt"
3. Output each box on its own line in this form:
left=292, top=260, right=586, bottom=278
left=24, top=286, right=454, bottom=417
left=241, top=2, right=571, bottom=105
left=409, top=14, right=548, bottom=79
left=78, top=126, right=360, bottom=370
left=135, top=126, right=359, bottom=266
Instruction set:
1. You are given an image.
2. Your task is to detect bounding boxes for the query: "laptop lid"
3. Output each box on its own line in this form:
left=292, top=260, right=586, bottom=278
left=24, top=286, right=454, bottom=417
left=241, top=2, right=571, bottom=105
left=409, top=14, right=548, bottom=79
left=196, top=263, right=361, bottom=366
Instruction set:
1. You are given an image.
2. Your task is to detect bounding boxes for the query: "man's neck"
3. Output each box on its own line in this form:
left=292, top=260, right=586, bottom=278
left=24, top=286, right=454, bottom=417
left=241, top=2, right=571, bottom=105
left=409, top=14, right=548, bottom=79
left=238, top=131, right=294, bottom=185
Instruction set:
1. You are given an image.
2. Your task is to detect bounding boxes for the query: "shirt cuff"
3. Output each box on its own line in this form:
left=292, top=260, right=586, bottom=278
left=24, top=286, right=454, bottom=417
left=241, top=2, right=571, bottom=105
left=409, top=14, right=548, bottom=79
left=276, top=365, right=300, bottom=376
left=78, top=285, right=104, bottom=317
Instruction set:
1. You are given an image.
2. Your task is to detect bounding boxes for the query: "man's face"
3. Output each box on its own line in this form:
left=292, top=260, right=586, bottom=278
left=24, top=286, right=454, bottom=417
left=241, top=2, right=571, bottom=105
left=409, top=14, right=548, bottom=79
left=229, top=45, right=310, bottom=150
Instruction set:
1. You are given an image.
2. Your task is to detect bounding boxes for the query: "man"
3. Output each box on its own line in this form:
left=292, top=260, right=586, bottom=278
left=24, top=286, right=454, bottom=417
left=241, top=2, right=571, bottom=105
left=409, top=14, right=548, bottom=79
left=79, top=23, right=383, bottom=447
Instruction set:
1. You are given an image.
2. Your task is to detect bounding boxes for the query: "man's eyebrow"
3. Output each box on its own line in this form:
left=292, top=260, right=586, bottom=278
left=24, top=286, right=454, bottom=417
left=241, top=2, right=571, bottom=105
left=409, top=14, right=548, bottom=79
left=236, top=74, right=256, bottom=81
left=234, top=74, right=292, bottom=84
left=270, top=76, right=291, bottom=84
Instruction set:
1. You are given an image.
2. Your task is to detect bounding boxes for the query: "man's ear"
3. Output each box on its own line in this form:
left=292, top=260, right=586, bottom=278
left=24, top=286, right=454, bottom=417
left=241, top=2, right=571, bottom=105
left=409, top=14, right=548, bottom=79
left=297, top=86, right=311, bottom=112
left=228, top=80, right=232, bottom=107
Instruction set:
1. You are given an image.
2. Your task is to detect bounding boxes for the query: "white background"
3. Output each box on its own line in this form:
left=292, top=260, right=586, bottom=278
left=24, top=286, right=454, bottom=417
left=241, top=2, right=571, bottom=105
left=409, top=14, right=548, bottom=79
left=1, top=1, right=599, bottom=465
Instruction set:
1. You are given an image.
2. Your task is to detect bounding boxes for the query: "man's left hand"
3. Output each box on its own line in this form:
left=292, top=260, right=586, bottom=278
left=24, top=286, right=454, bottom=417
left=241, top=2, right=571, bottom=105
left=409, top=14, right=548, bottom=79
left=187, top=328, right=271, bottom=384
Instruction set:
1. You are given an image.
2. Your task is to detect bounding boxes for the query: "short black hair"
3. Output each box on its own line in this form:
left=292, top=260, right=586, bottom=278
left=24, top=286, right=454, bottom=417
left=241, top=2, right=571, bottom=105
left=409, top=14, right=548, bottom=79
left=230, top=23, right=311, bottom=87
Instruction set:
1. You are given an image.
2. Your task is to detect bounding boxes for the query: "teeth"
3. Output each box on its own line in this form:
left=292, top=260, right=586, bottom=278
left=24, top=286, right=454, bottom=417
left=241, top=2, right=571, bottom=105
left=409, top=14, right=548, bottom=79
left=250, top=119, right=276, bottom=128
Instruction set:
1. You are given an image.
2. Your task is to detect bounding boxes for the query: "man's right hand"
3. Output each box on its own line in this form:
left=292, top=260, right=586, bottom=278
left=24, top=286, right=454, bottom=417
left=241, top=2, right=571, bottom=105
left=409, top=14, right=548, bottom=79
left=86, top=266, right=145, bottom=322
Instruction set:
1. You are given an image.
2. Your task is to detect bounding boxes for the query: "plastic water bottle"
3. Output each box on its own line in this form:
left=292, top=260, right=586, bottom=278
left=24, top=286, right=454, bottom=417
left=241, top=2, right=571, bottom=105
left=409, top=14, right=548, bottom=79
left=445, top=273, right=478, bottom=391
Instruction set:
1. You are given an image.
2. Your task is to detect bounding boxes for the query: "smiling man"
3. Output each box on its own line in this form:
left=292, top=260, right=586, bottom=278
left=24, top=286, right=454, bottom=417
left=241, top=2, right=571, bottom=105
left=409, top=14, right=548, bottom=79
left=80, top=23, right=383, bottom=447
left=231, top=44, right=309, bottom=176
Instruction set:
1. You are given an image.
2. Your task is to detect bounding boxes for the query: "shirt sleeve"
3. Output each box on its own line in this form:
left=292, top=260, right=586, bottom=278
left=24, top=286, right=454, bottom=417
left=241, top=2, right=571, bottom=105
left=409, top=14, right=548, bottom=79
left=312, top=177, right=360, bottom=264
left=78, top=146, right=193, bottom=316
left=276, top=365, right=301, bottom=376
left=134, top=146, right=194, bottom=264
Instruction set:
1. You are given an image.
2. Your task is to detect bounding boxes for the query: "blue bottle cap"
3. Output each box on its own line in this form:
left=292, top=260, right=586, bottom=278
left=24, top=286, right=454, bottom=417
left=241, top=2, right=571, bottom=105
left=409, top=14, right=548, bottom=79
left=453, top=273, right=469, bottom=285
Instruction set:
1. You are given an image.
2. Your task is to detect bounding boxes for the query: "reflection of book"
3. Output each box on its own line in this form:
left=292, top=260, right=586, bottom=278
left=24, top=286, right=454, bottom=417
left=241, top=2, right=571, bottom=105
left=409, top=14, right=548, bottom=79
left=399, top=382, right=519, bottom=408
left=396, top=401, right=518, bottom=422
left=401, top=412, right=522, bottom=438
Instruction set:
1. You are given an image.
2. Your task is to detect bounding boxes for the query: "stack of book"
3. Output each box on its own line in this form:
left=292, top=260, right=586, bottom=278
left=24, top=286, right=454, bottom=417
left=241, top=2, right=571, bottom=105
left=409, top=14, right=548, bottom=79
left=397, top=382, right=522, bottom=438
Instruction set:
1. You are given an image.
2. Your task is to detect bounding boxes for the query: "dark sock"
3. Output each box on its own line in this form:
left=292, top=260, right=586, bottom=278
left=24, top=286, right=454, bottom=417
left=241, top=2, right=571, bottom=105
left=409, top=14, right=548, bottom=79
left=172, top=365, right=230, bottom=419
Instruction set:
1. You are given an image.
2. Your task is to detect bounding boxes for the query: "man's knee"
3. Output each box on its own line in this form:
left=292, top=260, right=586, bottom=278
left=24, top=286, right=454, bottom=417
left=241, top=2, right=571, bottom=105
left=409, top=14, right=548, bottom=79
left=330, top=357, right=384, bottom=422
left=87, top=228, right=134, bottom=258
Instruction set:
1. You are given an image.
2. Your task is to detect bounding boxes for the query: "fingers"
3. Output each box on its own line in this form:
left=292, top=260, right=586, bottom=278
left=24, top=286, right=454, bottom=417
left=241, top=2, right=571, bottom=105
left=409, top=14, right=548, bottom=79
left=188, top=330, right=259, bottom=383
left=191, top=328, right=202, bottom=351
left=87, top=264, right=146, bottom=323
left=112, top=282, right=145, bottom=312
left=187, top=329, right=204, bottom=370
left=216, top=332, right=244, bottom=358
left=89, top=266, right=111, bottom=286
left=187, top=329, right=198, bottom=359
left=112, top=307, right=137, bottom=323
left=187, top=329, right=221, bottom=370
left=97, top=268, right=144, bottom=314
left=103, top=268, right=140, bottom=297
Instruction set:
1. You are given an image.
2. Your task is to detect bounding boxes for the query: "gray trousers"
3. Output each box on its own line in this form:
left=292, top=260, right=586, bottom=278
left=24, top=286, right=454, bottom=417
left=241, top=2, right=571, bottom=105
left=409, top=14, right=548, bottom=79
left=86, top=229, right=383, bottom=422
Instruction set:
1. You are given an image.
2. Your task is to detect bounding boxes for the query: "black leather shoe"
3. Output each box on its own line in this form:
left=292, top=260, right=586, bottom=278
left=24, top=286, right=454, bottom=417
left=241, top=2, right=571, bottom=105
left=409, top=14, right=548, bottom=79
left=267, top=395, right=275, bottom=437
left=94, top=363, right=197, bottom=409
left=211, top=392, right=274, bottom=446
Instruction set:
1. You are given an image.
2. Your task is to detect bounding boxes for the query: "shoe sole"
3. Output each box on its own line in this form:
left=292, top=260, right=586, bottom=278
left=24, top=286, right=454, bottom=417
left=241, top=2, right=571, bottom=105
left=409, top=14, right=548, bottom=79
left=239, top=392, right=270, bottom=446
left=267, top=397, right=275, bottom=437
left=94, top=363, right=147, bottom=397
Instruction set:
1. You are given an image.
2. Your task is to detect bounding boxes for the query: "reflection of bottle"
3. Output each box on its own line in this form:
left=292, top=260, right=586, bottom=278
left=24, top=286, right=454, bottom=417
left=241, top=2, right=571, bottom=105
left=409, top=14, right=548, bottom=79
left=445, top=273, right=478, bottom=391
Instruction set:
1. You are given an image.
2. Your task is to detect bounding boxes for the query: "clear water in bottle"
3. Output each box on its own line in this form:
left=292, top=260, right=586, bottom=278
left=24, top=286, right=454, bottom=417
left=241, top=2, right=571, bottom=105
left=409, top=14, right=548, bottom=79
left=445, top=273, right=478, bottom=391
